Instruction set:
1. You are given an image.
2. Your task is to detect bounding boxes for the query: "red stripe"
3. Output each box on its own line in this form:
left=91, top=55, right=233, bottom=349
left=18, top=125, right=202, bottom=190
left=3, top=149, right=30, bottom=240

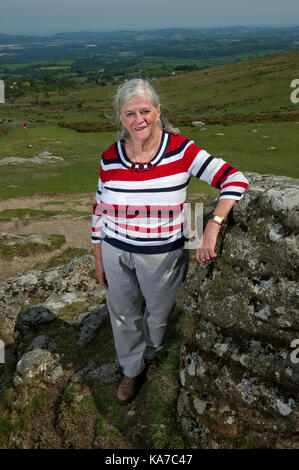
left=93, top=208, right=103, bottom=216
left=110, top=220, right=184, bottom=234
left=101, top=158, right=190, bottom=182
left=95, top=202, right=183, bottom=219
left=211, top=163, right=230, bottom=187
left=102, top=144, right=118, bottom=160
left=221, top=181, right=248, bottom=189
left=211, top=165, right=238, bottom=188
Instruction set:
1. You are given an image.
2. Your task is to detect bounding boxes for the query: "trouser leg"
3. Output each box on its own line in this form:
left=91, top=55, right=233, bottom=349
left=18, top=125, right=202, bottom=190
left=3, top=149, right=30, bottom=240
left=101, top=241, right=189, bottom=376
left=134, top=248, right=189, bottom=360
left=101, top=241, right=146, bottom=377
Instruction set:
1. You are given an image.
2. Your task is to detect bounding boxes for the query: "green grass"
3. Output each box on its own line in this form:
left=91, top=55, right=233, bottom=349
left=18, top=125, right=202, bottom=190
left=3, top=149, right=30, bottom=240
left=0, top=126, right=112, bottom=199
left=0, top=121, right=297, bottom=201
left=0, top=51, right=298, bottom=201
left=0, top=385, right=47, bottom=448
left=0, top=207, right=90, bottom=221
left=0, top=233, right=66, bottom=258
left=33, top=247, right=91, bottom=270
left=57, top=301, right=91, bottom=321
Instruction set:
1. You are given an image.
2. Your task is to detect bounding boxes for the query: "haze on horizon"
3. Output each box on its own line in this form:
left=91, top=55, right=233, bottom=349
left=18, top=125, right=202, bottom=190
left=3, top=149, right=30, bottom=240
left=1, top=0, right=299, bottom=36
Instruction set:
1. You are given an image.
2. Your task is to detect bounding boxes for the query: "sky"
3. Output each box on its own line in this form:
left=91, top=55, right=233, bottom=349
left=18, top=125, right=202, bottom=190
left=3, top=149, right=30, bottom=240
left=1, top=0, right=299, bottom=35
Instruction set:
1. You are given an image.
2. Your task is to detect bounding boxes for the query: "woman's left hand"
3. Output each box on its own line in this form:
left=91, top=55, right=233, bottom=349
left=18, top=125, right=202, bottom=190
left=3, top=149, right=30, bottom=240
left=196, top=219, right=221, bottom=266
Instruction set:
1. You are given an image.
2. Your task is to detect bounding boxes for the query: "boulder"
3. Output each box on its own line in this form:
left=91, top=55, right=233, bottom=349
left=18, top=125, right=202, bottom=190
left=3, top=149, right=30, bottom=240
left=177, top=172, right=299, bottom=449
left=0, top=255, right=106, bottom=337
left=13, top=349, right=63, bottom=385
left=191, top=121, right=206, bottom=127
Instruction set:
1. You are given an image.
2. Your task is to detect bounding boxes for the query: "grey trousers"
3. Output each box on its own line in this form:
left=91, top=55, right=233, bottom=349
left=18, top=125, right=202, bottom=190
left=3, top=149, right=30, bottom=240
left=101, top=240, right=189, bottom=377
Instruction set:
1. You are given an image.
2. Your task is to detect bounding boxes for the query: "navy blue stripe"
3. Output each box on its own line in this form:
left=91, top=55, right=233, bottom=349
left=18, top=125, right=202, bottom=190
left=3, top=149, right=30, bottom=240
left=215, top=166, right=234, bottom=189
left=196, top=156, right=215, bottom=179
left=97, top=190, right=102, bottom=196
left=105, top=180, right=189, bottom=194
left=164, top=139, right=190, bottom=159
left=104, top=222, right=184, bottom=242
left=102, top=209, right=182, bottom=217
left=103, top=235, right=185, bottom=254
left=102, top=156, right=121, bottom=165
left=92, top=236, right=101, bottom=241
left=220, top=191, right=242, bottom=197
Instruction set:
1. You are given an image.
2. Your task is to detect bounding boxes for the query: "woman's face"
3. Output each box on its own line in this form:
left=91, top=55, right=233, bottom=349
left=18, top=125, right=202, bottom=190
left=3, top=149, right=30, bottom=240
left=120, top=94, right=161, bottom=142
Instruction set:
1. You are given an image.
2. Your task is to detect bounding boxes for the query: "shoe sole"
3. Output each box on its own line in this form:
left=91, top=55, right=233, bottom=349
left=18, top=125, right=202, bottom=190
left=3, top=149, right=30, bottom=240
left=116, top=395, right=135, bottom=405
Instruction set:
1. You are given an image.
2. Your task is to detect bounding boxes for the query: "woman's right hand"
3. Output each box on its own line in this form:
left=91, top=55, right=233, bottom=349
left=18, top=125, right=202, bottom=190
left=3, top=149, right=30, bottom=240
left=94, top=244, right=108, bottom=289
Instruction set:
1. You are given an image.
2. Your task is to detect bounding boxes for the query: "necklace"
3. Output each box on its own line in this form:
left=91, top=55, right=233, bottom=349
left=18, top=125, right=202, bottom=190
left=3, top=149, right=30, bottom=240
left=128, top=135, right=161, bottom=164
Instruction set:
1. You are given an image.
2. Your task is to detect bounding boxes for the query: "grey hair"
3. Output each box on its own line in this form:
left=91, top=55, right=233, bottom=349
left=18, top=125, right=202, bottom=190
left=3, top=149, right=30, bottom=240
left=113, top=78, right=180, bottom=141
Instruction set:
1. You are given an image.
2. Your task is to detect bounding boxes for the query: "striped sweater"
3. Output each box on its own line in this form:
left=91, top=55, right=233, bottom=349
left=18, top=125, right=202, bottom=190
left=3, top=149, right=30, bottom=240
left=92, top=131, right=249, bottom=254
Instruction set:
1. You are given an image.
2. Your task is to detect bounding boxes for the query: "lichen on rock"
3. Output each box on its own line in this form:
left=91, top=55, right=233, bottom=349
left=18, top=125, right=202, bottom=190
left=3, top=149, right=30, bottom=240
left=177, top=172, right=299, bottom=449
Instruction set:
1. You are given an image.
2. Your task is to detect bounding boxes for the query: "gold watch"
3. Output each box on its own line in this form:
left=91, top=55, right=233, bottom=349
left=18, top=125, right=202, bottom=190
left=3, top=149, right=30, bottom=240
left=211, top=214, right=225, bottom=225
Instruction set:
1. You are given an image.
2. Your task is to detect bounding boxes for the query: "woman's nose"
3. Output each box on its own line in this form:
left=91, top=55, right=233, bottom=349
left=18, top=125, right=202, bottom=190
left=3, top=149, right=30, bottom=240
left=135, top=112, right=145, bottom=123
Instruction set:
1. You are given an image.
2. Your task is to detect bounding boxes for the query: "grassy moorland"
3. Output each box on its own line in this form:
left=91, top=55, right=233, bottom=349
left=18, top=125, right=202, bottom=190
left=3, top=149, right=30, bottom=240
left=0, top=49, right=298, bottom=450
left=0, top=50, right=298, bottom=200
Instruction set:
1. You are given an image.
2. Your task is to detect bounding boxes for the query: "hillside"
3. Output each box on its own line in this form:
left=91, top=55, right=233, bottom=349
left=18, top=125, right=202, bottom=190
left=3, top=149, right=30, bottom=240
left=0, top=50, right=298, bottom=203
left=2, top=50, right=299, bottom=123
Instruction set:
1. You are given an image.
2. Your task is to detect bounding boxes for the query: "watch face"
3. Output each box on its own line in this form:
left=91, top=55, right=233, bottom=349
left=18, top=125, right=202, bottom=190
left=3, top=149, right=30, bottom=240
left=213, top=215, right=223, bottom=224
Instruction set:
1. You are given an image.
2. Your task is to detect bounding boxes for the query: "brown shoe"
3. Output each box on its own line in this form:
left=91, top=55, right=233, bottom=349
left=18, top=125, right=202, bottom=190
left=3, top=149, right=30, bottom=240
left=117, top=372, right=144, bottom=404
left=145, top=357, right=160, bottom=382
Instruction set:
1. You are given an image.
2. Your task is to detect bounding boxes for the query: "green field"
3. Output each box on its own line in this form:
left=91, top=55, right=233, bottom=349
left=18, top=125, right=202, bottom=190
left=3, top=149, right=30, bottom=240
left=0, top=50, right=298, bottom=200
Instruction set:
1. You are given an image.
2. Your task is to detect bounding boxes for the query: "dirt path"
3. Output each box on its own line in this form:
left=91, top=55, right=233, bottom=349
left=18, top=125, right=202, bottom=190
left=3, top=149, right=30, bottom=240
left=0, top=193, right=94, bottom=283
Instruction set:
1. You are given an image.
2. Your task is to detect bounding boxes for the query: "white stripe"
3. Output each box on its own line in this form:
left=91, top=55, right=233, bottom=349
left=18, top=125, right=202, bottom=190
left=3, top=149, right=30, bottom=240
left=204, top=158, right=227, bottom=185
left=105, top=214, right=184, bottom=227
left=101, top=188, right=187, bottom=205
left=188, top=149, right=211, bottom=176
left=103, top=225, right=182, bottom=246
left=220, top=171, right=249, bottom=187
left=101, top=162, right=125, bottom=171
left=219, top=193, right=243, bottom=200
left=104, top=171, right=189, bottom=191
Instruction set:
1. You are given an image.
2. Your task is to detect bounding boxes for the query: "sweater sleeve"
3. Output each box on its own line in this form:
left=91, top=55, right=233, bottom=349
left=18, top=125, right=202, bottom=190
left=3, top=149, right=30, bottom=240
left=91, top=168, right=104, bottom=244
left=186, top=144, right=249, bottom=200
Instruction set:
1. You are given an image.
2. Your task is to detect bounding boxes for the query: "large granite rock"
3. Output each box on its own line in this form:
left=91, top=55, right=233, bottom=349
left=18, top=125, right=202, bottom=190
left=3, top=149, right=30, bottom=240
left=0, top=255, right=106, bottom=338
left=177, top=172, right=299, bottom=449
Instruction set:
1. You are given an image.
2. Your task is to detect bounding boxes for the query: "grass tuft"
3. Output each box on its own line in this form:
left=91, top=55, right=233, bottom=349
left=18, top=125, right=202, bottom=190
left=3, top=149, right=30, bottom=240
left=0, top=233, right=66, bottom=258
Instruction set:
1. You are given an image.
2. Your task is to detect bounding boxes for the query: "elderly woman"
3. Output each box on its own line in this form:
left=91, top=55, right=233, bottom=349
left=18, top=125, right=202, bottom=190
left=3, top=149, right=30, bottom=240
left=92, top=78, right=248, bottom=404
